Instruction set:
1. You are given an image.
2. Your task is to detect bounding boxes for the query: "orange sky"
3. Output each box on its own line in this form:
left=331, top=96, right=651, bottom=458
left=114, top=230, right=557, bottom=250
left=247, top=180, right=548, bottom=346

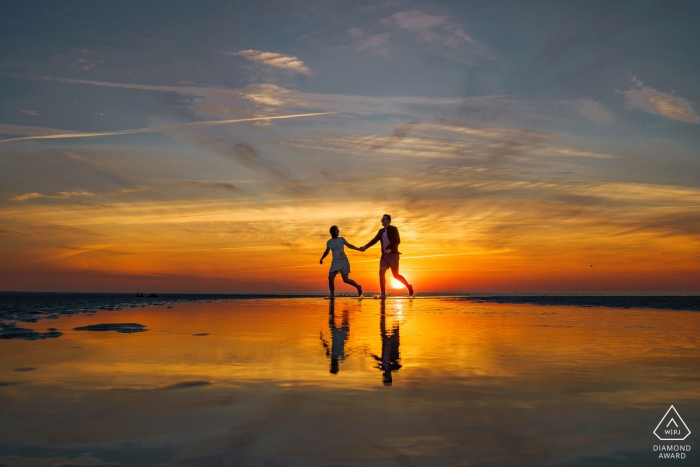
left=1, top=185, right=699, bottom=292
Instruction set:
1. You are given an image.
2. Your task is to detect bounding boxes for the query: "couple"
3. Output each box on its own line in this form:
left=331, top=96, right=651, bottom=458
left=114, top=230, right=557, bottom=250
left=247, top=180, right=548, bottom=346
left=319, top=214, right=414, bottom=299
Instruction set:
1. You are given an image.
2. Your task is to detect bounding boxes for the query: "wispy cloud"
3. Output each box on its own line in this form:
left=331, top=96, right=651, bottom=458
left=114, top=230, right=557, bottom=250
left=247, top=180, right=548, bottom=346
left=283, top=120, right=618, bottom=162
left=177, top=181, right=244, bottom=194
left=624, top=78, right=699, bottom=122
left=0, top=112, right=334, bottom=144
left=347, top=29, right=390, bottom=55
left=573, top=99, right=614, bottom=122
left=228, top=50, right=311, bottom=74
left=20, top=110, right=41, bottom=117
left=11, top=191, right=93, bottom=201
left=386, top=10, right=474, bottom=47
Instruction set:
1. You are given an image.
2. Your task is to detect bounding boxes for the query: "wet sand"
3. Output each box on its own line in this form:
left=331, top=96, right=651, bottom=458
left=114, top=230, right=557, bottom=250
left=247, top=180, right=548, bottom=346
left=1, top=298, right=699, bottom=466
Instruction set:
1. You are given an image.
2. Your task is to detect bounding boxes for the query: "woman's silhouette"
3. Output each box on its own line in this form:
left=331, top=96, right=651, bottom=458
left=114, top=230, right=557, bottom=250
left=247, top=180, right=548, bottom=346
left=319, top=225, right=363, bottom=298
left=320, top=301, right=350, bottom=374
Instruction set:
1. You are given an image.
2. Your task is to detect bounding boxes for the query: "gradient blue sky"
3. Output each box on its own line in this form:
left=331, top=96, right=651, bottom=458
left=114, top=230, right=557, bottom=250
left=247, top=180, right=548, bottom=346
left=1, top=0, right=699, bottom=292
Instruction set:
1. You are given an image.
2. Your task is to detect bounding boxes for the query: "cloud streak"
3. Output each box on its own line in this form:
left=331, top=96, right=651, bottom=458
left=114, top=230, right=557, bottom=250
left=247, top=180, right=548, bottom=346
left=0, top=112, right=335, bottom=144
left=177, top=181, right=244, bottom=194
left=11, top=191, right=93, bottom=201
left=229, top=50, right=311, bottom=74
left=625, top=78, right=698, bottom=122
left=389, top=10, right=474, bottom=46
left=283, top=120, right=618, bottom=162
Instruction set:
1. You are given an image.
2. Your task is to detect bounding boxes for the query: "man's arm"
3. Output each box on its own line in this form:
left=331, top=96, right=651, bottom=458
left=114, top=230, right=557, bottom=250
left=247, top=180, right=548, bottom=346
left=362, top=230, right=382, bottom=251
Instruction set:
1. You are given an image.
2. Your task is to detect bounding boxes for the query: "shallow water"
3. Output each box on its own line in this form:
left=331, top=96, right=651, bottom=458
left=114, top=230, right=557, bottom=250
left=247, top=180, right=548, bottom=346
left=1, top=298, right=699, bottom=466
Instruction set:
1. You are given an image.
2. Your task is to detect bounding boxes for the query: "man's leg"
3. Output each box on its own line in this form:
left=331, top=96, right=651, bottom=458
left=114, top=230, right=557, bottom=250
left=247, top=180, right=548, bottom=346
left=379, top=266, right=388, bottom=297
left=390, top=265, right=414, bottom=296
left=328, top=271, right=338, bottom=298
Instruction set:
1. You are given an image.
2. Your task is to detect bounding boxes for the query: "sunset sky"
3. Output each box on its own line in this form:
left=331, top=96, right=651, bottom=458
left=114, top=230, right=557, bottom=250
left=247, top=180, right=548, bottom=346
left=1, top=1, right=699, bottom=293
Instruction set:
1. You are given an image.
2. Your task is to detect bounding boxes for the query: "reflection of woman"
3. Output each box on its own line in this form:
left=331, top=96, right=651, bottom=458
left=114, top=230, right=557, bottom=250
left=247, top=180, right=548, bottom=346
left=319, top=226, right=363, bottom=299
left=372, top=301, right=401, bottom=386
left=320, top=301, right=350, bottom=374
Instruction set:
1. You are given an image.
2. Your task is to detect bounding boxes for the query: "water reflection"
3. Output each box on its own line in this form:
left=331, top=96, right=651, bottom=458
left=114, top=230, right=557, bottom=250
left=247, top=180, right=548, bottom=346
left=3, top=299, right=700, bottom=466
left=373, top=300, right=402, bottom=386
left=320, top=301, right=350, bottom=374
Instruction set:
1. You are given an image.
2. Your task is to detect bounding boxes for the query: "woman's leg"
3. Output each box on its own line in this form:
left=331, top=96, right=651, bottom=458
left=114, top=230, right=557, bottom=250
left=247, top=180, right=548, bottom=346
left=328, top=271, right=338, bottom=298
left=341, top=271, right=362, bottom=296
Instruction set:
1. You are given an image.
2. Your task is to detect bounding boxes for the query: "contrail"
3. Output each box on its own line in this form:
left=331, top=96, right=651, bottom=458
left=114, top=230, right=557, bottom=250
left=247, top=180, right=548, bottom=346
left=0, top=112, right=336, bottom=144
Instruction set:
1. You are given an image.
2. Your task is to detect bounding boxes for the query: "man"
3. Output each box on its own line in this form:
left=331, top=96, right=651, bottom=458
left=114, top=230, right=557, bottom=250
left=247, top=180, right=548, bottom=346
left=360, top=214, right=414, bottom=298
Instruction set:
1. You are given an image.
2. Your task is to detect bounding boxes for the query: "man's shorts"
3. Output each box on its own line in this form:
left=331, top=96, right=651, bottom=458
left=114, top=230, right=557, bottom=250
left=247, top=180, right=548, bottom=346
left=380, top=252, right=400, bottom=271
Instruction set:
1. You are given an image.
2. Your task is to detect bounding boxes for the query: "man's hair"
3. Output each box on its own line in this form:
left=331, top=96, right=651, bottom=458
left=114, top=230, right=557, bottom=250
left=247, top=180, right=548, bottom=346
left=382, top=214, right=391, bottom=222
left=329, top=225, right=339, bottom=237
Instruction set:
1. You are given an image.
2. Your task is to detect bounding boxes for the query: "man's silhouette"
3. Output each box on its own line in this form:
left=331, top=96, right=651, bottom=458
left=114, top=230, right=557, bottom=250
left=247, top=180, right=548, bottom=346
left=372, top=300, right=401, bottom=386
left=361, top=214, right=414, bottom=298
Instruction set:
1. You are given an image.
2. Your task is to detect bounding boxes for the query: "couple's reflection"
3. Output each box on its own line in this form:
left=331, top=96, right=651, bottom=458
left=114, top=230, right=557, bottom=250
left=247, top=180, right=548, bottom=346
left=372, top=300, right=401, bottom=386
left=320, top=300, right=349, bottom=374
left=320, top=300, right=402, bottom=385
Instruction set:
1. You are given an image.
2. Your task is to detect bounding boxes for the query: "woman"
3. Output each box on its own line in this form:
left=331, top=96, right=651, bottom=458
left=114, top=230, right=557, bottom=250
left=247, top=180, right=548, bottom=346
left=320, top=225, right=363, bottom=298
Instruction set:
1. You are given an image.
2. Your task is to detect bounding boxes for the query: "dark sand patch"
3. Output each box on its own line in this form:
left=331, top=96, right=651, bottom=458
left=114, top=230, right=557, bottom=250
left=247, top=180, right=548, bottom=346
left=192, top=333, right=209, bottom=336
left=161, top=381, right=213, bottom=390
left=0, top=382, right=23, bottom=386
left=13, top=367, right=36, bottom=372
left=73, top=323, right=147, bottom=333
left=0, top=324, right=63, bottom=341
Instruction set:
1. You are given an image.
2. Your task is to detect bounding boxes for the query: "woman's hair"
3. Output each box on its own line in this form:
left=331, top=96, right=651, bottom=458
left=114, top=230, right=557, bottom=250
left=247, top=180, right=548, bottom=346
left=329, top=225, right=339, bottom=237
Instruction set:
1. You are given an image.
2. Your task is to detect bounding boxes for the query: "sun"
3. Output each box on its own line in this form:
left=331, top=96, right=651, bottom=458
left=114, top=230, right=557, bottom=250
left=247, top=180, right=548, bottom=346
left=390, top=277, right=406, bottom=289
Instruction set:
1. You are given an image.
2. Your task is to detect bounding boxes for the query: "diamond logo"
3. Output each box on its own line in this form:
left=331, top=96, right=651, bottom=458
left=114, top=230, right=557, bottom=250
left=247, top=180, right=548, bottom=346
left=654, top=405, right=691, bottom=441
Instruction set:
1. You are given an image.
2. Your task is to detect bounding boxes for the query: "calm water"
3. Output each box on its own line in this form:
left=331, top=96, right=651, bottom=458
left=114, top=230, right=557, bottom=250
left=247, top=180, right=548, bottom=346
left=1, top=297, right=699, bottom=466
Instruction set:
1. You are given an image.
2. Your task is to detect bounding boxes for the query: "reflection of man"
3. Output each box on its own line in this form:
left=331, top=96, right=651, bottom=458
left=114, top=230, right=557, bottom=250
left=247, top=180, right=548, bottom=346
left=372, top=301, right=401, bottom=386
left=320, top=301, right=349, bottom=374
left=360, top=214, right=414, bottom=298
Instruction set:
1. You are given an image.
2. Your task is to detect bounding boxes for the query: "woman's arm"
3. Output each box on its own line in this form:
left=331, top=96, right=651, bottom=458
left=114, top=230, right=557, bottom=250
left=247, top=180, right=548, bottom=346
left=343, top=238, right=361, bottom=251
left=319, top=248, right=330, bottom=264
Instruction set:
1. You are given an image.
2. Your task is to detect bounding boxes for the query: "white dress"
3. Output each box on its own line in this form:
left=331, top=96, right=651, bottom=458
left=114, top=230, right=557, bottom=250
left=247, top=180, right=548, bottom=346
left=327, top=237, right=351, bottom=275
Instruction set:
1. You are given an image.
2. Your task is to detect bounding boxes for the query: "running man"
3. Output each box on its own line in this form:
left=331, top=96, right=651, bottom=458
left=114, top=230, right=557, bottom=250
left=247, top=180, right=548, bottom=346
left=360, top=214, right=414, bottom=298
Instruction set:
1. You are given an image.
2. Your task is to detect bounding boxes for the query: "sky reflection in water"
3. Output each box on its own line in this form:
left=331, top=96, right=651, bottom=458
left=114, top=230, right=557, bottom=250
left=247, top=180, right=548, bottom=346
left=1, top=298, right=699, bottom=466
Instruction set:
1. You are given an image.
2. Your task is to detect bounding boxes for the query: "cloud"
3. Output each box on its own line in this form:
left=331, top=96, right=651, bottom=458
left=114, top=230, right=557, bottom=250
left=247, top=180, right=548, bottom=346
left=358, top=33, right=391, bottom=54
left=369, top=120, right=421, bottom=149
left=20, top=110, right=41, bottom=117
left=0, top=123, right=66, bottom=136
left=177, top=181, right=243, bottom=194
left=574, top=99, right=614, bottom=122
left=229, top=144, right=293, bottom=184
left=347, top=29, right=390, bottom=55
left=179, top=133, right=305, bottom=192
left=229, top=50, right=311, bottom=75
left=11, top=191, right=93, bottom=201
left=283, top=120, right=617, bottom=162
left=0, top=112, right=334, bottom=144
left=624, top=79, right=698, bottom=122
left=14, top=75, right=472, bottom=118
left=387, top=10, right=474, bottom=47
